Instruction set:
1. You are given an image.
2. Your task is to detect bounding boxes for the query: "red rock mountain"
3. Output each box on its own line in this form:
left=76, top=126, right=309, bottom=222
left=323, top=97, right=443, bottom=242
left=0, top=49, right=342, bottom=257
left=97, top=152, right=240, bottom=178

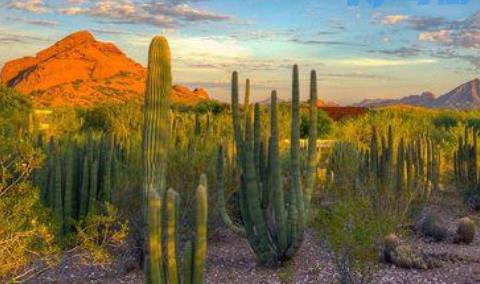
left=0, top=30, right=209, bottom=107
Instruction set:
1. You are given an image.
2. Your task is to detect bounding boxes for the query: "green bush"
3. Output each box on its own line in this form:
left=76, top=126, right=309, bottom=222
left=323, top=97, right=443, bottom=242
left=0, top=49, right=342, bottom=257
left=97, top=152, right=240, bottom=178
left=0, top=184, right=59, bottom=281
left=300, top=109, right=333, bottom=138
left=433, top=114, right=459, bottom=129
left=74, top=203, right=128, bottom=264
left=313, top=192, right=398, bottom=283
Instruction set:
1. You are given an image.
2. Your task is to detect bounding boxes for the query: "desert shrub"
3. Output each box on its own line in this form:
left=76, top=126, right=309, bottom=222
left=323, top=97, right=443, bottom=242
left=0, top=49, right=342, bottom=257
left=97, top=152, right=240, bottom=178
left=433, top=114, right=459, bottom=130
left=313, top=192, right=399, bottom=284
left=466, top=118, right=480, bottom=132
left=74, top=203, right=129, bottom=264
left=0, top=184, right=59, bottom=281
left=455, top=217, right=475, bottom=244
left=300, top=109, right=334, bottom=139
left=47, top=108, right=82, bottom=137
left=326, top=141, right=361, bottom=189
left=420, top=213, right=448, bottom=242
left=81, top=101, right=143, bottom=144
left=194, top=100, right=228, bottom=114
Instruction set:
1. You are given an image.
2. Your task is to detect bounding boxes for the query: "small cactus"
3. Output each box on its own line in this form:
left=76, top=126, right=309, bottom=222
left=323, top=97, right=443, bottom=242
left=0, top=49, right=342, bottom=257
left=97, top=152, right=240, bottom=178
left=382, top=234, right=428, bottom=269
left=420, top=213, right=448, bottom=242
left=455, top=217, right=476, bottom=244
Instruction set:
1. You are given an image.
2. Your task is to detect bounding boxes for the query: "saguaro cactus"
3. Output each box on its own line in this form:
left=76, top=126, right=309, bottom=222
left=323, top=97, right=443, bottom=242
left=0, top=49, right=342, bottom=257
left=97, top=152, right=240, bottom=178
left=143, top=35, right=207, bottom=284
left=217, top=65, right=318, bottom=265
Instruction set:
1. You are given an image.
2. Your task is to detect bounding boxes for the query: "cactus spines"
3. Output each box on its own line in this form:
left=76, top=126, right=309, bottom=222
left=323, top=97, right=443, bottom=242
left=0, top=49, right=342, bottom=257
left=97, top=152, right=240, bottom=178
left=304, top=70, right=318, bottom=216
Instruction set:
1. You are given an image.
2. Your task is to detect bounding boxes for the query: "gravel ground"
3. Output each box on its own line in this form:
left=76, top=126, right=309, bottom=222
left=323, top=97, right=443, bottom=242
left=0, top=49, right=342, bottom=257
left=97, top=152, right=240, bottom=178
left=26, top=190, right=480, bottom=284
left=27, top=223, right=479, bottom=284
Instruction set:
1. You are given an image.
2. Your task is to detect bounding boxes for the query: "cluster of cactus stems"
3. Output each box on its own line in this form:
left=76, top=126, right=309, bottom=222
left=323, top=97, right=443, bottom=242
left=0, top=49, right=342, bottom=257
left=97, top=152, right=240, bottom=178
left=143, top=36, right=207, bottom=284
left=454, top=126, right=480, bottom=208
left=328, top=126, right=441, bottom=202
left=34, top=133, right=118, bottom=234
left=216, top=65, right=318, bottom=265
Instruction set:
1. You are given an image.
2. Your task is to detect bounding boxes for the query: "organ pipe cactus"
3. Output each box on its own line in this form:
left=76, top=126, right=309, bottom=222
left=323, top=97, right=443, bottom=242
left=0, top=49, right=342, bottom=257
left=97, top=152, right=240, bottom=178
left=217, top=65, right=318, bottom=265
left=143, top=35, right=207, bottom=284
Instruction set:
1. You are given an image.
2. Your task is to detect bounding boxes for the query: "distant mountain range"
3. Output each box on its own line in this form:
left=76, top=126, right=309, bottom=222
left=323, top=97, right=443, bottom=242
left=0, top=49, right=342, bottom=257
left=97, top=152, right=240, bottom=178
left=354, top=79, right=480, bottom=110
left=0, top=30, right=209, bottom=108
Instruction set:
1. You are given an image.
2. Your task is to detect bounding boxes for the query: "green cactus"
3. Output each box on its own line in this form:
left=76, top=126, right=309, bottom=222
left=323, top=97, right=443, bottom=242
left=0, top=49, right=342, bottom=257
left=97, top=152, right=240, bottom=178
left=88, top=160, right=98, bottom=214
left=304, top=70, right=318, bottom=215
left=143, top=35, right=208, bottom=284
left=217, top=65, right=318, bottom=265
left=192, top=174, right=208, bottom=284
left=63, top=143, right=74, bottom=233
left=79, top=156, right=90, bottom=218
left=216, top=145, right=245, bottom=235
left=53, top=147, right=63, bottom=226
left=166, top=189, right=179, bottom=284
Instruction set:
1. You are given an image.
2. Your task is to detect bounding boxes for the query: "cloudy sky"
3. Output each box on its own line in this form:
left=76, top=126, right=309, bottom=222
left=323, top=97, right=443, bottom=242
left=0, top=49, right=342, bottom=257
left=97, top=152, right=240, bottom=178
left=0, top=0, right=479, bottom=104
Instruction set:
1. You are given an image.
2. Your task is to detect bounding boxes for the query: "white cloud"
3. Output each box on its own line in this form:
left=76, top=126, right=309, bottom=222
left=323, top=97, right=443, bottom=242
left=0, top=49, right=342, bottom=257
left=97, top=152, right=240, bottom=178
left=418, top=30, right=451, bottom=43
left=58, top=0, right=231, bottom=28
left=382, top=15, right=409, bottom=25
left=332, top=58, right=436, bottom=67
left=61, top=6, right=88, bottom=15
left=7, top=0, right=48, bottom=13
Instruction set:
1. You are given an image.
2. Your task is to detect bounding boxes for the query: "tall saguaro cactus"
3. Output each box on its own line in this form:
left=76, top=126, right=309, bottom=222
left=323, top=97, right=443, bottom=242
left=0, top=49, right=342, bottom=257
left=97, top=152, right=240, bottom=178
left=143, top=35, right=171, bottom=283
left=143, top=35, right=208, bottom=284
left=217, top=65, right=318, bottom=265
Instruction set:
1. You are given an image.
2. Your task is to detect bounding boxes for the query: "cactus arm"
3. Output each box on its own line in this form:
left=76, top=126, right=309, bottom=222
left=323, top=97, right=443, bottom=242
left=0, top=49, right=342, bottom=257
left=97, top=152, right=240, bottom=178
left=166, top=189, right=179, bottom=284
left=192, top=175, right=208, bottom=284
left=63, top=143, right=74, bottom=234
left=53, top=147, right=63, bottom=229
left=102, top=134, right=114, bottom=203
left=244, top=79, right=250, bottom=127
left=304, top=70, right=318, bottom=217
left=216, top=145, right=245, bottom=235
left=88, top=160, right=98, bottom=214
left=231, top=72, right=244, bottom=162
left=253, top=103, right=262, bottom=190
left=289, top=64, right=305, bottom=250
left=269, top=90, right=288, bottom=253
left=261, top=139, right=270, bottom=209
left=183, top=241, right=193, bottom=284
left=148, top=191, right=164, bottom=284
left=79, top=156, right=89, bottom=218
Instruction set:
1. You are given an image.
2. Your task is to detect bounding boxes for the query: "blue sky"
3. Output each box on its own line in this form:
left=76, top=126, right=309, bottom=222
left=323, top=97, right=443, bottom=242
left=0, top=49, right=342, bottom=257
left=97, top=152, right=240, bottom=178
left=0, top=0, right=479, bottom=104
